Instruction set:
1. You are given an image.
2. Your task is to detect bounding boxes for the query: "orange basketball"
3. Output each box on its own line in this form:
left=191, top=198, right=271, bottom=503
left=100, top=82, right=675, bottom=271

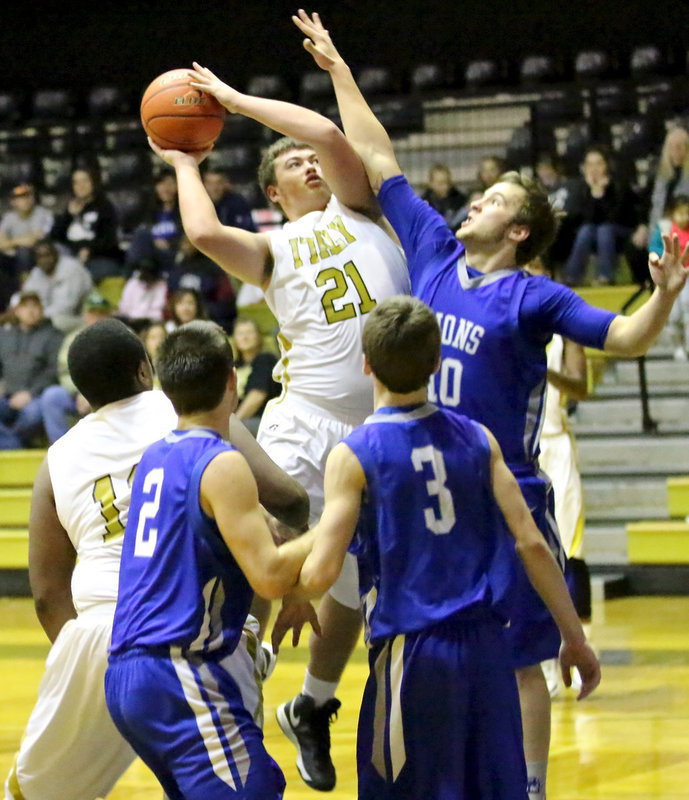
left=140, top=69, right=226, bottom=152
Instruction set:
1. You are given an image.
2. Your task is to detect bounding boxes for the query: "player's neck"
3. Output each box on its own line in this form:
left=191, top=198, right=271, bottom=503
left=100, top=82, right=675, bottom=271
left=463, top=243, right=518, bottom=274
left=176, top=408, right=230, bottom=440
left=374, top=385, right=428, bottom=411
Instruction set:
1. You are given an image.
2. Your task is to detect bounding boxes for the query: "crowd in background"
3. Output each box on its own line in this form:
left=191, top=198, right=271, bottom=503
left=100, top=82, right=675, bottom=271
left=0, top=120, right=687, bottom=448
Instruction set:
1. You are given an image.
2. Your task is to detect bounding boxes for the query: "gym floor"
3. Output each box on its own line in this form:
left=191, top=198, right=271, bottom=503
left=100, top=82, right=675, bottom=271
left=1, top=595, right=687, bottom=800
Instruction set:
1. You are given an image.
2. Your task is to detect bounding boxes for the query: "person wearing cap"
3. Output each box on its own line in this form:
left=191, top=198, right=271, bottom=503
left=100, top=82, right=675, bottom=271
left=39, top=292, right=113, bottom=443
left=21, top=239, right=93, bottom=333
left=0, top=185, right=54, bottom=309
left=0, top=292, right=63, bottom=449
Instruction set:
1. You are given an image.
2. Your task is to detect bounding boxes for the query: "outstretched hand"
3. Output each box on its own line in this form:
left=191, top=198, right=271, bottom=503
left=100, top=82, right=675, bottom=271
left=188, top=62, right=242, bottom=112
left=648, top=232, right=689, bottom=294
left=292, top=9, right=343, bottom=72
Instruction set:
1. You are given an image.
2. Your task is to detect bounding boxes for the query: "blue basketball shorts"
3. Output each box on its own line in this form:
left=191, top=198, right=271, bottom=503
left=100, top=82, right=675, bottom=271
left=503, top=472, right=564, bottom=669
left=357, top=610, right=528, bottom=800
left=105, top=648, right=285, bottom=800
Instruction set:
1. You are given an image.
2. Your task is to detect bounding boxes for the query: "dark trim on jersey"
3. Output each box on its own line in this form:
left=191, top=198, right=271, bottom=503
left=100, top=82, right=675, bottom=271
left=456, top=252, right=523, bottom=290
left=363, top=403, right=438, bottom=426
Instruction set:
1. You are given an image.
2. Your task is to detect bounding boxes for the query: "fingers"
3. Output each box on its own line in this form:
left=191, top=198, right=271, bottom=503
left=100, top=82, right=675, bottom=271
left=292, top=624, right=303, bottom=648
left=561, top=664, right=572, bottom=688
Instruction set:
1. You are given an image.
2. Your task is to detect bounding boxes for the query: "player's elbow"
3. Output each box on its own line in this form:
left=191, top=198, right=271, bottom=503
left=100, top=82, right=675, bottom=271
left=185, top=221, right=223, bottom=254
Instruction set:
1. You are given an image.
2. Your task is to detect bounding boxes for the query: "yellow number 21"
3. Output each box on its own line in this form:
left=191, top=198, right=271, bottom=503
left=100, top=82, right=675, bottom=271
left=316, top=261, right=377, bottom=325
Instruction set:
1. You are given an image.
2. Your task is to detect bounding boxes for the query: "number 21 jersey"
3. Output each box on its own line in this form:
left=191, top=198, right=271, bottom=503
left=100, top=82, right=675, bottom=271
left=265, top=195, right=410, bottom=417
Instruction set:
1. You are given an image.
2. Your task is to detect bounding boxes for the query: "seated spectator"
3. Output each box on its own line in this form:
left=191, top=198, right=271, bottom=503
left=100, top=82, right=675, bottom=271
left=167, top=235, right=236, bottom=331
left=202, top=166, right=257, bottom=231
left=0, top=184, right=54, bottom=291
left=563, top=145, right=638, bottom=286
left=421, top=163, right=467, bottom=230
left=648, top=126, right=689, bottom=231
left=0, top=291, right=62, bottom=449
left=649, top=194, right=689, bottom=360
left=164, top=286, right=208, bottom=332
left=20, top=239, right=93, bottom=332
left=51, top=166, right=124, bottom=283
left=39, top=292, right=112, bottom=443
left=477, top=154, right=507, bottom=191
left=233, top=317, right=280, bottom=436
left=126, top=169, right=181, bottom=272
left=117, top=256, right=168, bottom=328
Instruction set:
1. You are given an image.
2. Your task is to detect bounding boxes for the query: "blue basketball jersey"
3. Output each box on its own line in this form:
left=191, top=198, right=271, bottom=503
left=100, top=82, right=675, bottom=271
left=377, top=175, right=615, bottom=472
left=344, top=403, right=512, bottom=644
left=111, top=429, right=254, bottom=658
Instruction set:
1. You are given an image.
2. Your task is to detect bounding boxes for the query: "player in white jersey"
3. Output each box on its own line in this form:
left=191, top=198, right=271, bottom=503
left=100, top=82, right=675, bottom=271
left=539, top=333, right=592, bottom=698
left=4, top=318, right=308, bottom=800
left=151, top=63, right=409, bottom=790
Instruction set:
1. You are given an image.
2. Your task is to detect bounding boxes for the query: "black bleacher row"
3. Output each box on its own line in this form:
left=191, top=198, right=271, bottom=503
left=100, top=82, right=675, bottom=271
left=0, top=43, right=686, bottom=233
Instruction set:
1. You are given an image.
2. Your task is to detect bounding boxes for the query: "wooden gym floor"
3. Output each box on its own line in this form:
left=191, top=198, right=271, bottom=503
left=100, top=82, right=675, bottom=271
left=1, top=595, right=688, bottom=799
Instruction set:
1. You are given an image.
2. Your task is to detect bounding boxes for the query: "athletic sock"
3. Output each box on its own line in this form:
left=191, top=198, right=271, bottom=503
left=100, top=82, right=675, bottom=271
left=302, top=670, right=339, bottom=707
left=526, top=760, right=547, bottom=799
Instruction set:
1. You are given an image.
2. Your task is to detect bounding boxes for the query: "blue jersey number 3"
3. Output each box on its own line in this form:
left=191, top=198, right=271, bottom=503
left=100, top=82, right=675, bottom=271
left=411, top=446, right=456, bottom=534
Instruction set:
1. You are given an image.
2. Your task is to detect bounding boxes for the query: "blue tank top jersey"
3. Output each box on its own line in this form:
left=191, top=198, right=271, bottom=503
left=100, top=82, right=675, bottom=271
left=110, top=429, right=253, bottom=658
left=377, top=175, right=616, bottom=471
left=344, top=403, right=512, bottom=644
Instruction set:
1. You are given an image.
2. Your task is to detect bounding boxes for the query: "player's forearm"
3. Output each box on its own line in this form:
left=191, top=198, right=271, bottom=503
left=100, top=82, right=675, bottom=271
left=327, top=62, right=399, bottom=187
left=516, top=535, right=586, bottom=646
left=604, top=288, right=678, bottom=356
left=33, top=593, right=77, bottom=643
left=231, top=93, right=342, bottom=148
left=174, top=160, right=222, bottom=243
left=263, top=530, right=315, bottom=598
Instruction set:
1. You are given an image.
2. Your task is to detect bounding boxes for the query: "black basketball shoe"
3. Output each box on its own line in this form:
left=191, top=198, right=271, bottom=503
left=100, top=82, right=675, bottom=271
left=276, top=693, right=341, bottom=791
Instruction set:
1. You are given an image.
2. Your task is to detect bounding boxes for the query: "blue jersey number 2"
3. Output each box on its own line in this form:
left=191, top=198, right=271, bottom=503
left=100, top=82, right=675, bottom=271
left=133, top=468, right=165, bottom=558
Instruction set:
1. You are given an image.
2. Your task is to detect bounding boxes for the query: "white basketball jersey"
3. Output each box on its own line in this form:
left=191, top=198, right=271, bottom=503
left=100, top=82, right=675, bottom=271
left=541, top=334, right=566, bottom=437
left=47, top=391, right=177, bottom=615
left=265, top=195, right=410, bottom=417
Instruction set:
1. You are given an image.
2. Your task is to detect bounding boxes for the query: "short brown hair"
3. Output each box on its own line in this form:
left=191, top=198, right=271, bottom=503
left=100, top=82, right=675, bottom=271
left=257, top=136, right=313, bottom=199
left=156, top=321, right=234, bottom=415
left=501, top=171, right=559, bottom=265
left=363, top=296, right=440, bottom=393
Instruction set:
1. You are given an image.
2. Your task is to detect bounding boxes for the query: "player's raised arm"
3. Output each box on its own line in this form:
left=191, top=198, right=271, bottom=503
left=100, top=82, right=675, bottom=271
left=28, top=458, right=77, bottom=642
left=200, top=449, right=314, bottom=600
left=604, top=232, right=689, bottom=356
left=292, top=10, right=403, bottom=193
left=482, top=426, right=601, bottom=700
left=148, top=142, right=273, bottom=288
left=189, top=63, right=379, bottom=218
left=294, top=443, right=366, bottom=599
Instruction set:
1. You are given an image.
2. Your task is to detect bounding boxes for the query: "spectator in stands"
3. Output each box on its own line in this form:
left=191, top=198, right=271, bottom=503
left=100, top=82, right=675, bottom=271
left=117, top=256, right=168, bottom=328
left=536, top=153, right=576, bottom=276
left=202, top=166, right=257, bottom=231
left=51, top=166, right=123, bottom=283
left=0, top=184, right=54, bottom=277
left=421, top=163, right=467, bottom=230
left=563, top=145, right=638, bottom=286
left=166, top=234, right=236, bottom=331
left=649, top=194, right=689, bottom=361
left=20, top=239, right=92, bottom=332
left=648, top=126, right=689, bottom=231
left=139, top=320, right=168, bottom=389
left=0, top=291, right=62, bottom=449
left=164, top=286, right=208, bottom=332
left=39, top=291, right=113, bottom=443
left=140, top=320, right=168, bottom=363
left=477, top=154, right=506, bottom=191
left=233, top=317, right=280, bottom=436
left=125, top=169, right=181, bottom=272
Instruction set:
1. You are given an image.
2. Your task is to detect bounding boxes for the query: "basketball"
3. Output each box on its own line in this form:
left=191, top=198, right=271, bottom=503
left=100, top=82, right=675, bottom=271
left=140, top=68, right=226, bottom=152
